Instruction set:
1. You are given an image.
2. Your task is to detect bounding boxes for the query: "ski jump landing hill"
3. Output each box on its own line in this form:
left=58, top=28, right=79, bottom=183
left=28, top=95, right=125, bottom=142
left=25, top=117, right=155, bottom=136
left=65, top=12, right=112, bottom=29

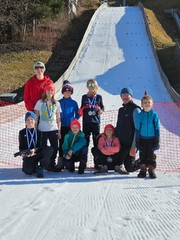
left=0, top=3, right=180, bottom=172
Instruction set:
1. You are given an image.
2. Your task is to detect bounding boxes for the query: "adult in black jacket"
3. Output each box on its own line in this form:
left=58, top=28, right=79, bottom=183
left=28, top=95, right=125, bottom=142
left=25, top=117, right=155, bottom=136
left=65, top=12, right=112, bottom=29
left=116, top=88, right=141, bottom=172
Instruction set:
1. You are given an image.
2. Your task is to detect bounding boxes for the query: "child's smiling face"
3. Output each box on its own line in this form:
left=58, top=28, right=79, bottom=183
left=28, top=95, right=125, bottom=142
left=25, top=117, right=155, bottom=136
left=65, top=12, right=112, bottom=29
left=45, top=89, right=55, bottom=100
left=142, top=99, right=153, bottom=112
left=71, top=124, right=80, bottom=134
left=105, top=128, right=113, bottom=138
left=26, top=117, right=35, bottom=129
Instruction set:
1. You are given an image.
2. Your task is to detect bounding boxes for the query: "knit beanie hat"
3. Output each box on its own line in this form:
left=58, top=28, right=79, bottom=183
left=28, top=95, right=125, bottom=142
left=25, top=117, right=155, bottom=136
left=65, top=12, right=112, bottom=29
left=120, top=87, right=133, bottom=96
left=70, top=120, right=81, bottom=130
left=33, top=61, right=46, bottom=71
left=43, top=83, right=56, bottom=93
left=61, top=80, right=73, bottom=94
left=104, top=124, right=115, bottom=134
left=25, top=111, right=37, bottom=121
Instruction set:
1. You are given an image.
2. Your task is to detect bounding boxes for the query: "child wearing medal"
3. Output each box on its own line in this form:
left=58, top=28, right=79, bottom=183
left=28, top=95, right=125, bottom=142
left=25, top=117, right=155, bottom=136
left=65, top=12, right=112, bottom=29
left=92, top=124, right=128, bottom=174
left=57, top=80, right=79, bottom=170
left=79, top=79, right=104, bottom=148
left=18, top=112, right=47, bottom=177
left=34, top=83, right=61, bottom=171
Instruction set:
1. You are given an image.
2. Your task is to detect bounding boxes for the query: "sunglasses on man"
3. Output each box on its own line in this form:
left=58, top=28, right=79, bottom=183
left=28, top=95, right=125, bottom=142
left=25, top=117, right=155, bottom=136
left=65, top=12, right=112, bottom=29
left=35, top=66, right=44, bottom=70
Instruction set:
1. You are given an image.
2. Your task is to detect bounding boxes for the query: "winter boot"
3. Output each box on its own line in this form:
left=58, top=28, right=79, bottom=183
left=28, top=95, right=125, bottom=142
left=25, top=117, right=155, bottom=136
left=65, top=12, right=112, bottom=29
left=94, top=165, right=108, bottom=173
left=36, top=165, right=44, bottom=178
left=78, top=163, right=86, bottom=174
left=103, top=165, right=108, bottom=172
left=148, top=166, right=157, bottom=179
left=69, top=163, right=75, bottom=172
left=47, top=159, right=56, bottom=171
left=115, top=165, right=129, bottom=174
left=56, top=156, right=64, bottom=170
left=137, top=169, right=146, bottom=178
left=52, top=166, right=62, bottom=172
left=78, top=167, right=84, bottom=174
left=137, top=164, right=147, bottom=178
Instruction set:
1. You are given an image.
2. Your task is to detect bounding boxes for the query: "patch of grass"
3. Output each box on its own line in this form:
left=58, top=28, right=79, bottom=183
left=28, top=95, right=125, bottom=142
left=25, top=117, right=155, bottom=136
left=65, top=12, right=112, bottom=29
left=0, top=51, right=51, bottom=94
left=142, top=0, right=180, bottom=93
left=144, top=8, right=175, bottom=50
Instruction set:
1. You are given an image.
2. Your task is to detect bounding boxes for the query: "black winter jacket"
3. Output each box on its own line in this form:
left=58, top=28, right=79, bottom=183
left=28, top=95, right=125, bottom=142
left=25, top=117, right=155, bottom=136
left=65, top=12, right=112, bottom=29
left=116, top=101, right=140, bottom=145
left=19, top=128, right=42, bottom=151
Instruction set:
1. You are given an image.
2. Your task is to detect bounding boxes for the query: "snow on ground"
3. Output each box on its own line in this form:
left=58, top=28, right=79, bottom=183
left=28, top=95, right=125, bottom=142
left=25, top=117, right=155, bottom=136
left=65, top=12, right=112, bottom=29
left=0, top=169, right=180, bottom=240
left=0, top=4, right=180, bottom=240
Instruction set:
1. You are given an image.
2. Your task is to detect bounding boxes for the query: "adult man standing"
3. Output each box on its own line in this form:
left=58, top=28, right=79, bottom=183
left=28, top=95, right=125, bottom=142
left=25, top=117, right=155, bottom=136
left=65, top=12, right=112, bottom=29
left=24, top=61, right=53, bottom=111
left=116, top=87, right=141, bottom=172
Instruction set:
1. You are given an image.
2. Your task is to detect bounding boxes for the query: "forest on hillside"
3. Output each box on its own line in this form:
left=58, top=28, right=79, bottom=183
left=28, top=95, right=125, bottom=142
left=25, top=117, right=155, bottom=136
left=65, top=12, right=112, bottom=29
left=0, top=0, right=66, bottom=44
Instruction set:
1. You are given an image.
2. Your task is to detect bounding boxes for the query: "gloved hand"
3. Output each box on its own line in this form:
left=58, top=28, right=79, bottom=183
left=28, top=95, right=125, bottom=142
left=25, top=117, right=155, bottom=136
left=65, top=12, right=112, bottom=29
left=153, top=138, right=160, bottom=151
left=136, top=139, right=142, bottom=151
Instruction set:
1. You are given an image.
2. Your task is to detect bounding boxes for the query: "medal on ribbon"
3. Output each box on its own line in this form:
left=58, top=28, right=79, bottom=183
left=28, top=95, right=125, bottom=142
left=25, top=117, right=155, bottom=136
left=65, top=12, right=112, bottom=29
left=26, top=128, right=37, bottom=149
left=88, top=96, right=96, bottom=116
left=46, top=102, right=53, bottom=118
left=107, top=157, right=113, bottom=163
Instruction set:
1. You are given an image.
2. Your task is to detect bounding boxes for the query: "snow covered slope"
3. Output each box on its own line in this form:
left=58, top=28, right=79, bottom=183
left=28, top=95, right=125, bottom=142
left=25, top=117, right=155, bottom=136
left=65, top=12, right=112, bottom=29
left=55, top=5, right=172, bottom=108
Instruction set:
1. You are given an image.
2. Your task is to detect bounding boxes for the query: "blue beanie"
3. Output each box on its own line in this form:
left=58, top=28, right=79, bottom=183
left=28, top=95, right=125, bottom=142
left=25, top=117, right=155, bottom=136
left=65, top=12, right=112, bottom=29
left=120, top=87, right=133, bottom=96
left=25, top=111, right=37, bottom=121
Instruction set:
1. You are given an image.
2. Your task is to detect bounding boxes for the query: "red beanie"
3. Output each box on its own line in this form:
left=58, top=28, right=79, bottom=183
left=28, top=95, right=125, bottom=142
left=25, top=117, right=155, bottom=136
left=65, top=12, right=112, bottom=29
left=70, top=120, right=81, bottom=130
left=104, top=124, right=115, bottom=134
left=44, top=84, right=56, bottom=93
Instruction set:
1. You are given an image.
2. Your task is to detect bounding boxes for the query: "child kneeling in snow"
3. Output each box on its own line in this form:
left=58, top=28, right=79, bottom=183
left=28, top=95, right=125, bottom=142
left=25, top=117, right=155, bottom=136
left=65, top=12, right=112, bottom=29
left=62, top=120, right=88, bottom=174
left=18, top=112, right=52, bottom=178
left=135, top=94, right=160, bottom=179
left=92, top=124, right=128, bottom=174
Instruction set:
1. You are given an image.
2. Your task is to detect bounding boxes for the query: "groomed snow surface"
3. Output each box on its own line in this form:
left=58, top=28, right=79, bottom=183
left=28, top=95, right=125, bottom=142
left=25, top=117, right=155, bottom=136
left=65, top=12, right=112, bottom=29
left=0, top=5, right=180, bottom=240
left=0, top=169, right=180, bottom=240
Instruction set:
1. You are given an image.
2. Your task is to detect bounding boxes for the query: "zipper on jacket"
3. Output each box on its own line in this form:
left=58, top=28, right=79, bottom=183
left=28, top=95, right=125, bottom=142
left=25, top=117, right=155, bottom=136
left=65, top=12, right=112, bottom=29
left=146, top=112, right=149, bottom=136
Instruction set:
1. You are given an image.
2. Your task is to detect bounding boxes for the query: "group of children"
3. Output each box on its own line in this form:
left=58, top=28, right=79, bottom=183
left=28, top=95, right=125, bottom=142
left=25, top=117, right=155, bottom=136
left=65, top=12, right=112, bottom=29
left=19, top=61, right=160, bottom=178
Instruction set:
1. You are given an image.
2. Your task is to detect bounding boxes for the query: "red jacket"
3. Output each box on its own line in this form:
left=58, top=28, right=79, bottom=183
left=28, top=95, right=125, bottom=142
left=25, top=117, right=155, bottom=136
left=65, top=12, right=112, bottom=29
left=24, top=75, right=53, bottom=111
left=98, top=133, right=121, bottom=155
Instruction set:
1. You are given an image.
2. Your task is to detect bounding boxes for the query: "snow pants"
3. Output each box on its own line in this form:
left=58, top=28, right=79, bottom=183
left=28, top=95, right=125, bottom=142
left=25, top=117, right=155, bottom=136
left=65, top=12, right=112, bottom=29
left=139, top=138, right=157, bottom=167
left=64, top=146, right=88, bottom=170
left=91, top=147, right=121, bottom=170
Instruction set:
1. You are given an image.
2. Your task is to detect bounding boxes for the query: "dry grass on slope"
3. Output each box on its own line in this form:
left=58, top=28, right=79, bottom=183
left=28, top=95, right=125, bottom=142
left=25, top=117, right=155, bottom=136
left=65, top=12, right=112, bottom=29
left=0, top=51, right=51, bottom=94
left=145, top=8, right=175, bottom=50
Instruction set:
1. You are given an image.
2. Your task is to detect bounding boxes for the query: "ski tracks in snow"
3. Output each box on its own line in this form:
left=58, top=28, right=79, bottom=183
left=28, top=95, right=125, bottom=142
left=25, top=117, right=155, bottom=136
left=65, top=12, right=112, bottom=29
left=0, top=172, right=180, bottom=240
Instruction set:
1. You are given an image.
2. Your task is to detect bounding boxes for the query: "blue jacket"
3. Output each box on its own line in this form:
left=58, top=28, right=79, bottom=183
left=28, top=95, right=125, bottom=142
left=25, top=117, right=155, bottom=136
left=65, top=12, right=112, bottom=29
left=136, top=109, right=160, bottom=139
left=62, top=131, right=86, bottom=156
left=59, top=97, right=79, bottom=127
